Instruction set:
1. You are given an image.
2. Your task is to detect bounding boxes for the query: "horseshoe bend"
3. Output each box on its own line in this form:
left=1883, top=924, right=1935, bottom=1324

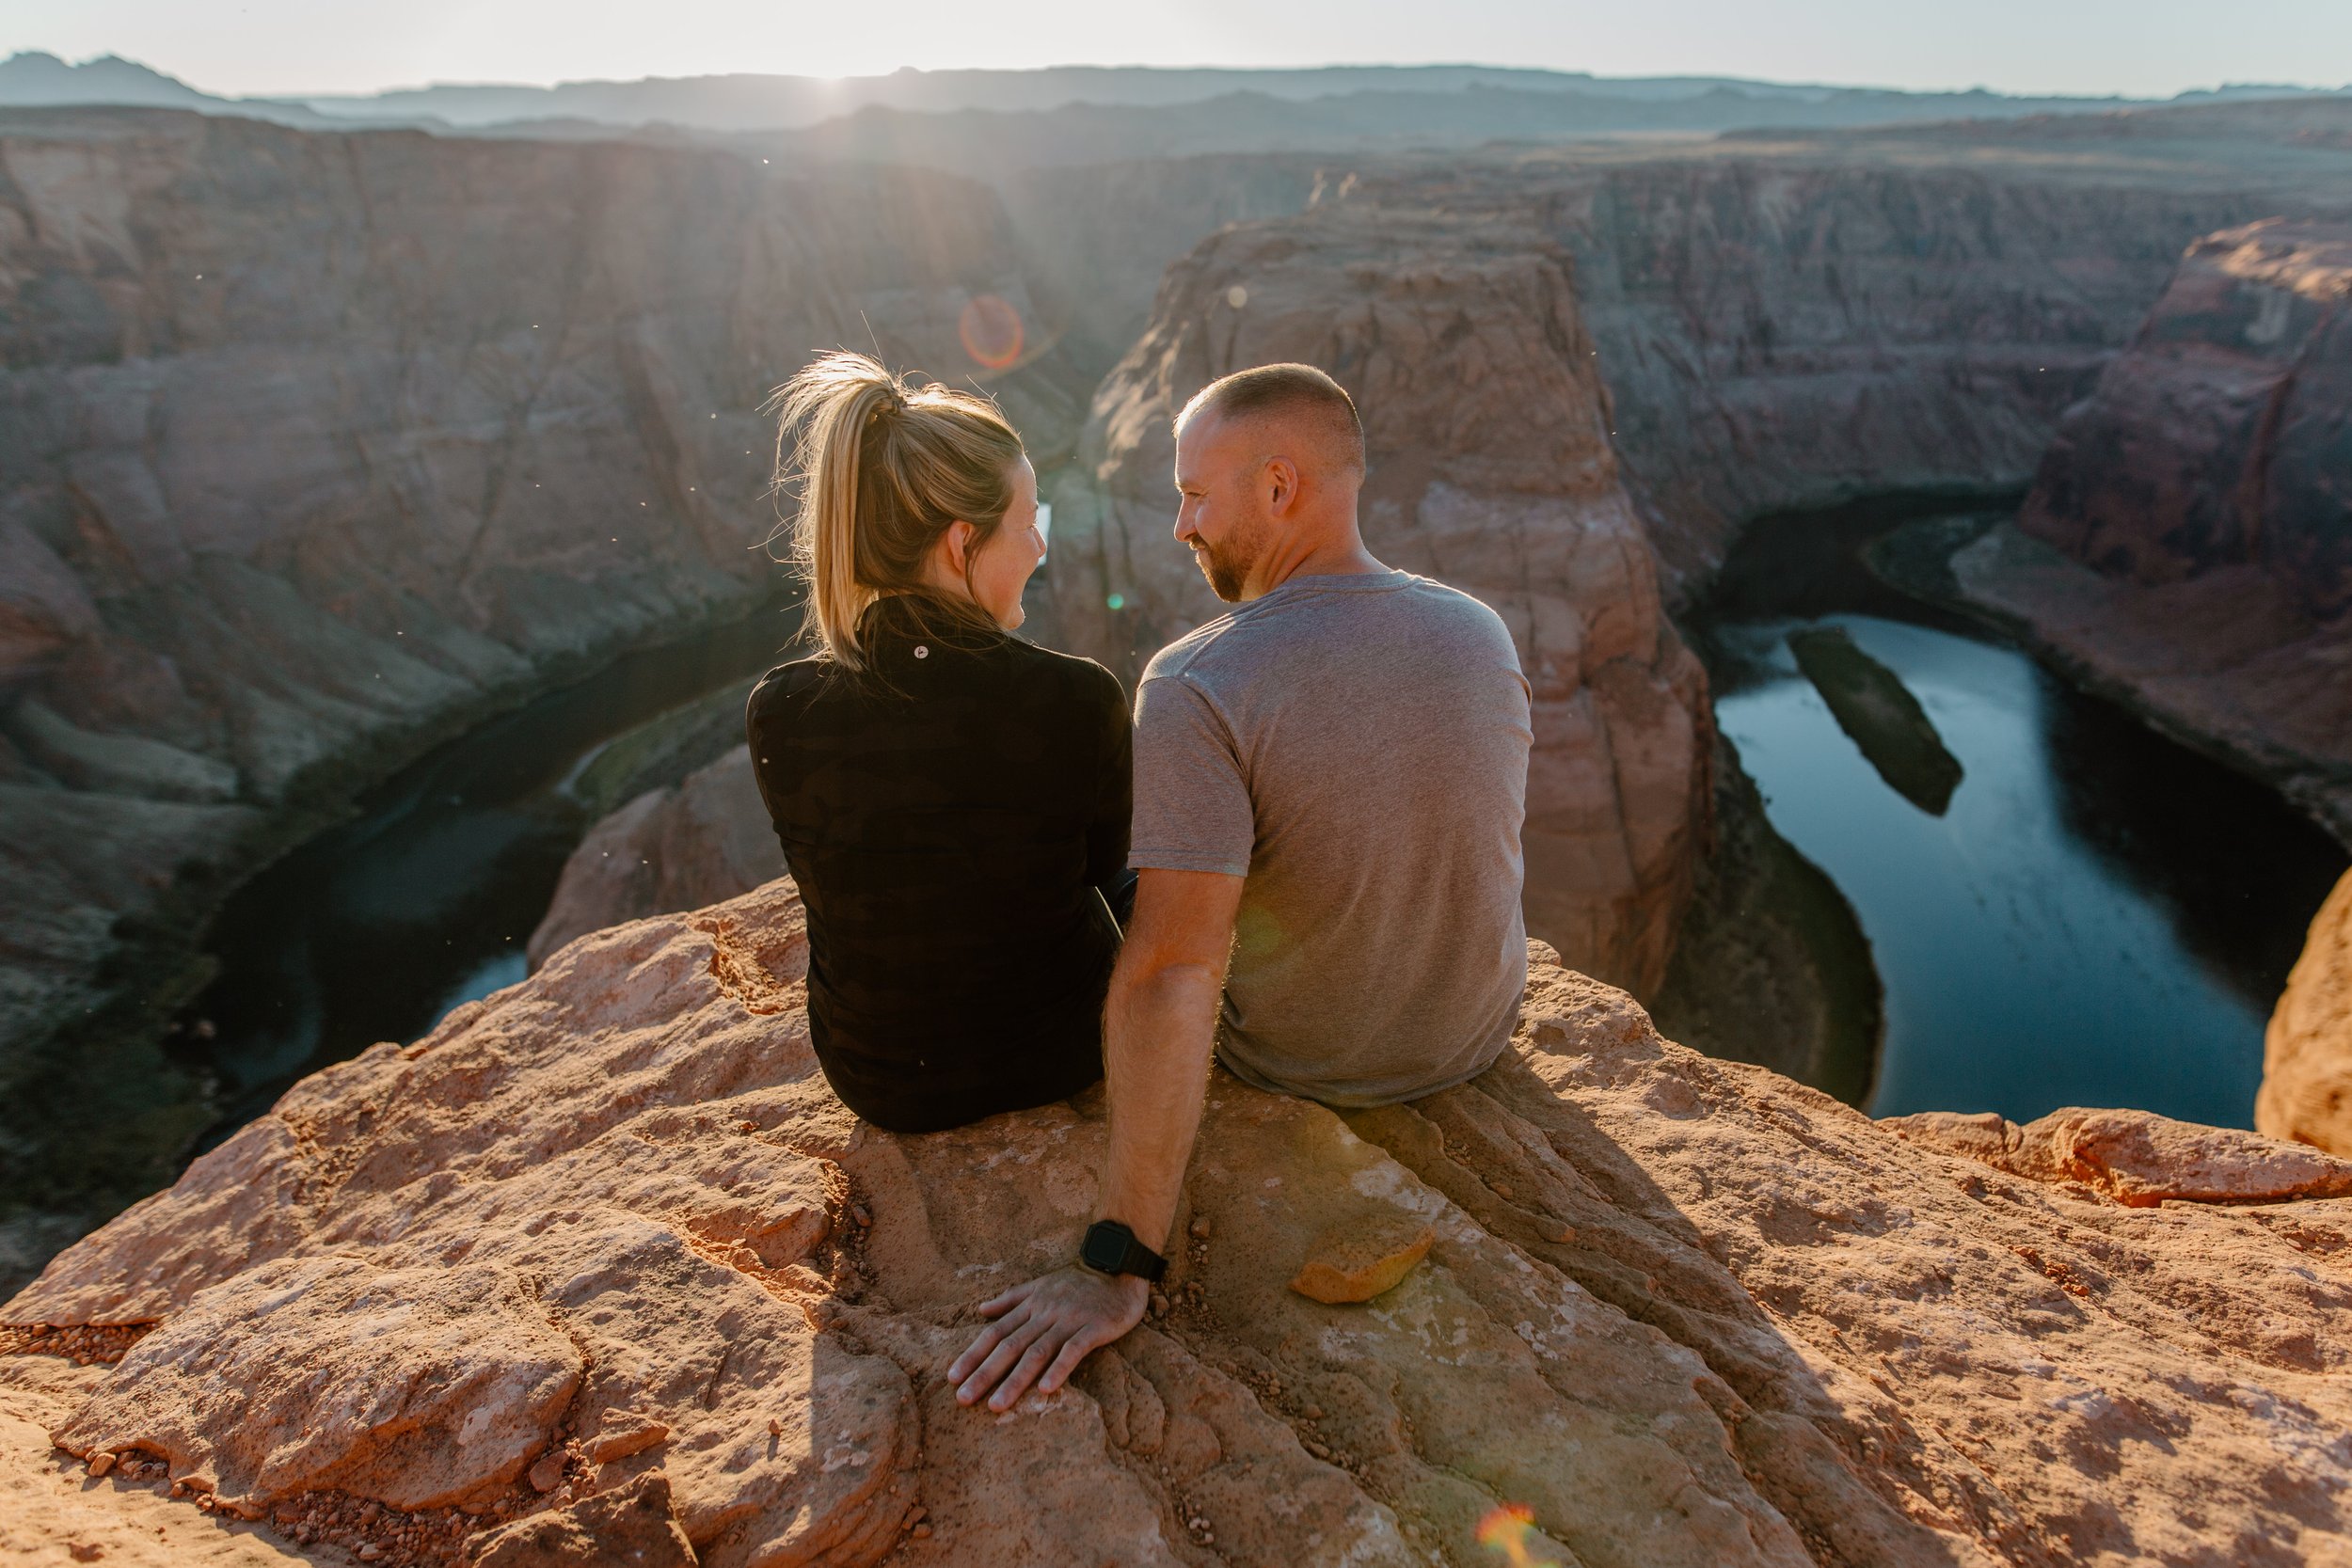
left=1, top=70, right=2351, bottom=1568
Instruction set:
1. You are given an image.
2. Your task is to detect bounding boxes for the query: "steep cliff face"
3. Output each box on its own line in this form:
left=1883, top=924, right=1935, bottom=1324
left=1045, top=200, right=1711, bottom=994
left=2259, top=866, right=2352, bottom=1153
left=525, top=743, right=779, bottom=969
left=2020, top=219, right=2351, bottom=617
left=994, top=152, right=1325, bottom=380
left=8, top=876, right=2352, bottom=1566
left=1943, top=220, right=2352, bottom=843
left=1488, top=153, right=2285, bottom=590
left=0, top=106, right=1070, bottom=1111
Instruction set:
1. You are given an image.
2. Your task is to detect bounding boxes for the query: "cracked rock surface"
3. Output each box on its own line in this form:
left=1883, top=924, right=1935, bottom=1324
left=8, top=875, right=2352, bottom=1565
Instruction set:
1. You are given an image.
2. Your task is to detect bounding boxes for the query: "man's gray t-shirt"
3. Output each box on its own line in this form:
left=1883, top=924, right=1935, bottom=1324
left=1130, top=569, right=1533, bottom=1105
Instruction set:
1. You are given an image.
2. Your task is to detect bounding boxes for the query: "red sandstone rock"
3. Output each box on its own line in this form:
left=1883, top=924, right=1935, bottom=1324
left=1046, top=202, right=1712, bottom=993
left=1884, top=1104, right=2352, bottom=1205
left=2021, top=219, right=2352, bottom=620
left=1287, top=1219, right=1434, bottom=1305
left=472, top=1472, right=695, bottom=1568
left=1977, top=219, right=2352, bottom=842
left=52, top=1255, right=582, bottom=1515
left=2259, top=866, right=2352, bottom=1153
left=4, top=876, right=2349, bottom=1563
left=527, top=746, right=782, bottom=970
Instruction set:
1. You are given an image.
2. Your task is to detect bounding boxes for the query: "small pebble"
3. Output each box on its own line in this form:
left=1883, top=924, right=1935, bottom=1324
left=850, top=1205, right=874, bottom=1228
left=87, top=1451, right=116, bottom=1478
left=1188, top=1216, right=1212, bottom=1240
left=768, top=1418, right=785, bottom=1436
left=738, top=1119, right=759, bottom=1133
left=1302, top=1404, right=1324, bottom=1420
left=1491, top=1182, right=1515, bottom=1200
left=911, top=1523, right=932, bottom=1538
left=1147, top=1291, right=1170, bottom=1319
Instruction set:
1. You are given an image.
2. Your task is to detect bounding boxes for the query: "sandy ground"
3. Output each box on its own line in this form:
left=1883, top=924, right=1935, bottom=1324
left=0, top=1354, right=347, bottom=1567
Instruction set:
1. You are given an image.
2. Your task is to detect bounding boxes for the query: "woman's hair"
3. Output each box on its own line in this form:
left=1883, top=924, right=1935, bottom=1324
left=766, top=351, right=1025, bottom=671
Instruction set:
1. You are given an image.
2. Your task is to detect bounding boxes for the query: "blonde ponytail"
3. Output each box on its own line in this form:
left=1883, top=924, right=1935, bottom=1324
left=766, top=352, right=1024, bottom=672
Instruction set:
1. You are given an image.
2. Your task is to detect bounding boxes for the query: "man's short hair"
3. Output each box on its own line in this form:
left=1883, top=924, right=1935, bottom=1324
left=1177, top=363, right=1366, bottom=477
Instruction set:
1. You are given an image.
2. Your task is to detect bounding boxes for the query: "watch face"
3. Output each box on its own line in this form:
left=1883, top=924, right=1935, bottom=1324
left=1081, top=1223, right=1130, bottom=1274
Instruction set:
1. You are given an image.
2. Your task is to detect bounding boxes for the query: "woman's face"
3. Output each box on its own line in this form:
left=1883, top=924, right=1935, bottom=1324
left=961, top=456, right=1043, bottom=629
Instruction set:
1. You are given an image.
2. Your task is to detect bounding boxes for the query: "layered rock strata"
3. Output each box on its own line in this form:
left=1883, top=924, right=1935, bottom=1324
left=0, top=105, right=1072, bottom=1235
left=1959, top=219, right=2352, bottom=842
left=7, top=875, right=2352, bottom=1564
left=1495, top=151, right=2296, bottom=592
left=2258, top=866, right=2352, bottom=1154
left=1045, top=200, right=1711, bottom=994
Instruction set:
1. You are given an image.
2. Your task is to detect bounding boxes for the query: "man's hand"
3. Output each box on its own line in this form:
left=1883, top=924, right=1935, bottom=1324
left=948, top=1265, right=1149, bottom=1411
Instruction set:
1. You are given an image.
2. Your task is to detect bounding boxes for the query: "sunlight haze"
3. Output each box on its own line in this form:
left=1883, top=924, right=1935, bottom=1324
left=4, top=0, right=2348, bottom=100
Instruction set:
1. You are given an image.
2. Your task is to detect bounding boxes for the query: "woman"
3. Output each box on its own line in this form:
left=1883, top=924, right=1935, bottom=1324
left=744, top=351, right=1133, bottom=1133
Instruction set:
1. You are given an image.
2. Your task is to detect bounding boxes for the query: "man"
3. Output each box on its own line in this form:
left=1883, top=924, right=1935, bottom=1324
left=948, top=363, right=1534, bottom=1410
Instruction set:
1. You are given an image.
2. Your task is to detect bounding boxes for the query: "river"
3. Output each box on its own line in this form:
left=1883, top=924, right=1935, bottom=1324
left=177, top=500, right=2349, bottom=1155
left=1692, top=500, right=2347, bottom=1126
left=175, top=600, right=803, bottom=1145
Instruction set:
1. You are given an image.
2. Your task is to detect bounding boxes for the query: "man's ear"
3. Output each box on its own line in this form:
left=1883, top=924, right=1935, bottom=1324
left=1263, top=456, right=1300, bottom=516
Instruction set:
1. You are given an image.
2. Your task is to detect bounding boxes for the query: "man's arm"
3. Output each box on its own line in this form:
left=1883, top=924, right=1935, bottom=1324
left=948, top=867, right=1242, bottom=1410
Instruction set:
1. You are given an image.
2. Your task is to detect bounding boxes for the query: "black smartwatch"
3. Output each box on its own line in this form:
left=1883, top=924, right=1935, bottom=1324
left=1079, top=1219, right=1168, bottom=1282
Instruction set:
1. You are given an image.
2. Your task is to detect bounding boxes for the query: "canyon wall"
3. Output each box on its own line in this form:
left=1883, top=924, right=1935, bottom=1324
left=995, top=152, right=1324, bottom=383
left=1951, top=219, right=2352, bottom=843
left=1044, top=198, right=1711, bottom=994
left=2258, top=865, right=2352, bottom=1155
left=2021, top=219, right=2351, bottom=618
left=0, top=105, right=1074, bottom=1141
left=525, top=744, right=779, bottom=969
left=1035, top=147, right=2283, bottom=996
left=1517, top=154, right=2286, bottom=591
left=8, top=876, right=2352, bottom=1564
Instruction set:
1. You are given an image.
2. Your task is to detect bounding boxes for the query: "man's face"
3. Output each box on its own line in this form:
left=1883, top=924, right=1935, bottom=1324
left=1172, top=409, right=1272, bottom=603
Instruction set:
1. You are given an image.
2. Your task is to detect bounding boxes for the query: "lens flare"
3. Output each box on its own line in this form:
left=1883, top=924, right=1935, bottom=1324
left=958, top=293, right=1025, bottom=371
left=1476, top=1503, right=1562, bottom=1567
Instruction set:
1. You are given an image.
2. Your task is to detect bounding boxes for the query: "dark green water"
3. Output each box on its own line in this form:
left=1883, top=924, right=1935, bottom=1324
left=1692, top=502, right=2347, bottom=1126
left=175, top=603, right=803, bottom=1146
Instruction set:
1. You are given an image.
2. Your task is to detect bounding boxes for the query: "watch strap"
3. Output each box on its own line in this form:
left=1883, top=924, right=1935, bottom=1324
left=1080, top=1219, right=1168, bottom=1282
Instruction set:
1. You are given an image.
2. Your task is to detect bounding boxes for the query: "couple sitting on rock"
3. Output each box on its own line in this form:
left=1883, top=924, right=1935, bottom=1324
left=744, top=352, right=1534, bottom=1413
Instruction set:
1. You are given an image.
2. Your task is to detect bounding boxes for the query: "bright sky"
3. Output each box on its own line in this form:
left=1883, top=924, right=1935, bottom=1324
left=5, top=0, right=2348, bottom=101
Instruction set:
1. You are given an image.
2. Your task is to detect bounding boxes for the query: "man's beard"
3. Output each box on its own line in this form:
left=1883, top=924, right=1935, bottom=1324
left=1193, top=514, right=1267, bottom=602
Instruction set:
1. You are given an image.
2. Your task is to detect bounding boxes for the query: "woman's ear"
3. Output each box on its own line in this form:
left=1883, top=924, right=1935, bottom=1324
left=944, top=518, right=977, bottom=577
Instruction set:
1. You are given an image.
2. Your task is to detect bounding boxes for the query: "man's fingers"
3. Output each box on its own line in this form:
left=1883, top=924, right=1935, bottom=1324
left=987, top=1329, right=1068, bottom=1412
left=957, top=1318, right=1048, bottom=1407
left=975, top=1282, right=1032, bottom=1318
left=947, top=1305, right=1031, bottom=1387
left=1036, top=1323, right=1107, bottom=1396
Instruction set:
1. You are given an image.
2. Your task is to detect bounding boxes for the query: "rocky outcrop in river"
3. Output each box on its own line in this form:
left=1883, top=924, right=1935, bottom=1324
left=1044, top=197, right=1712, bottom=994
left=8, top=874, right=2352, bottom=1565
left=1948, top=219, right=2352, bottom=844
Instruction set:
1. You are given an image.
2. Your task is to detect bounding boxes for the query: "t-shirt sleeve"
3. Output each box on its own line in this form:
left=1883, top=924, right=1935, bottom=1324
left=1129, top=673, right=1253, bottom=876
